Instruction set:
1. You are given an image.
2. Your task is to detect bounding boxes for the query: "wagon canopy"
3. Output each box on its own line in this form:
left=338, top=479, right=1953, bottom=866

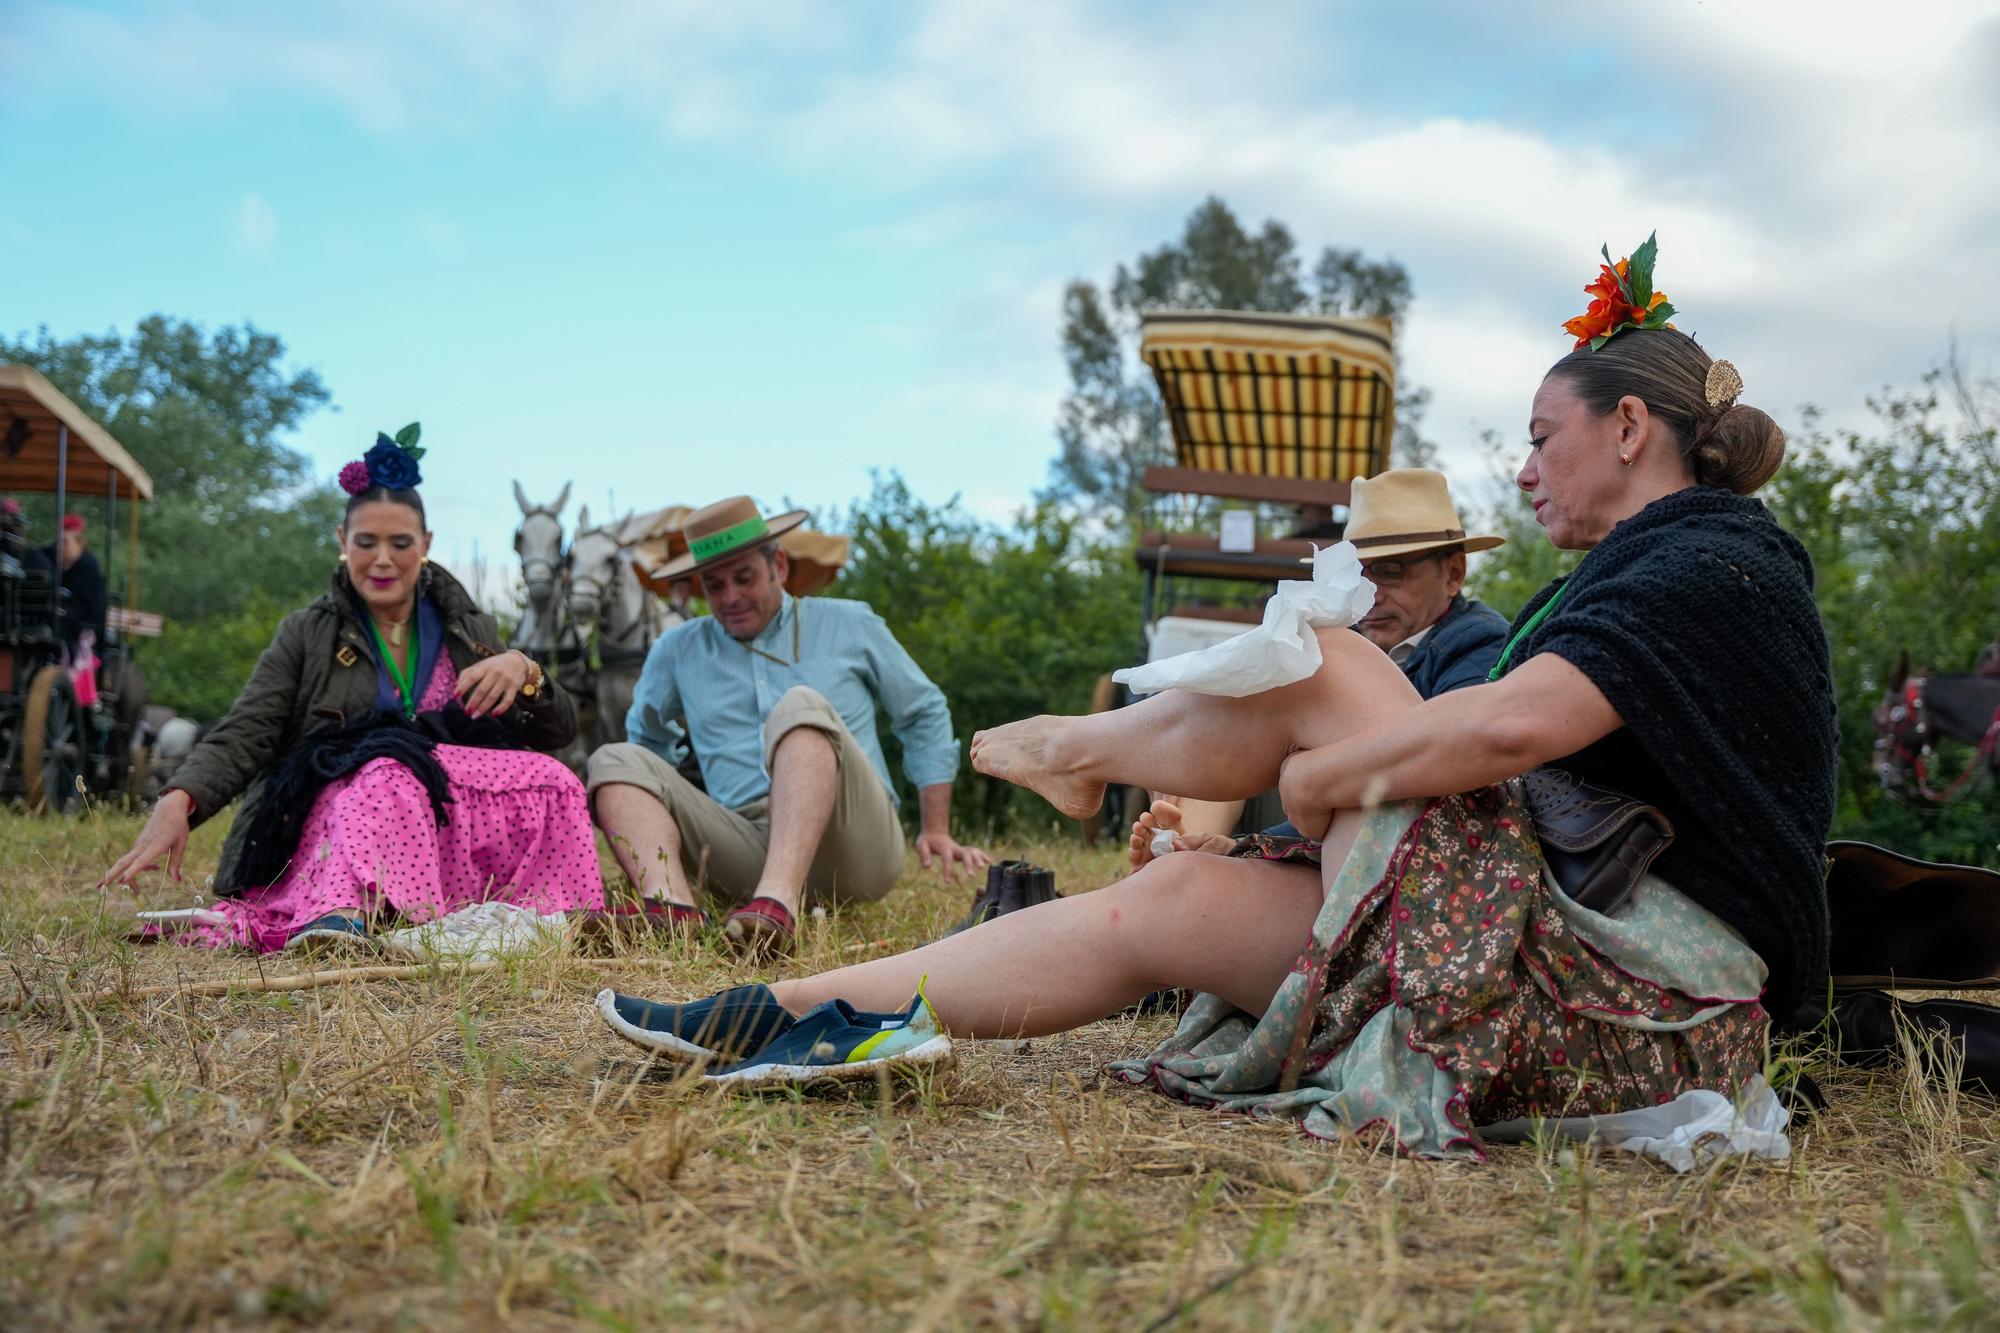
left=0, top=364, right=153, bottom=501
left=1139, top=311, right=1395, bottom=483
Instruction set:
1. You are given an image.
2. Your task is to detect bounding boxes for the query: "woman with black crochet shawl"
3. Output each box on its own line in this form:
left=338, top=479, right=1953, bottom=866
left=599, top=240, right=1837, bottom=1158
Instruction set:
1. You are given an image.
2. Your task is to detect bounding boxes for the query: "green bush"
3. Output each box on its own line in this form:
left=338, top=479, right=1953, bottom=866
left=135, top=595, right=290, bottom=721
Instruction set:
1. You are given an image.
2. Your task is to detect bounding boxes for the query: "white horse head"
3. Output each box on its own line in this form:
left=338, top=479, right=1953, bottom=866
left=512, top=481, right=571, bottom=655
left=512, top=481, right=570, bottom=604
left=566, top=507, right=627, bottom=636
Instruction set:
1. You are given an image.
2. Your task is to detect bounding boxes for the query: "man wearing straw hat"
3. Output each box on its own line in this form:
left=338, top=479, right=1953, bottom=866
left=587, top=496, right=988, bottom=956
left=1339, top=468, right=1509, bottom=693
left=1165, top=468, right=1509, bottom=841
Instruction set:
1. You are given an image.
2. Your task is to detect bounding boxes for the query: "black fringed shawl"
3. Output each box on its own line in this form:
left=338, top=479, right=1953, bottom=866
left=1503, top=487, right=1839, bottom=1026
left=228, top=706, right=530, bottom=892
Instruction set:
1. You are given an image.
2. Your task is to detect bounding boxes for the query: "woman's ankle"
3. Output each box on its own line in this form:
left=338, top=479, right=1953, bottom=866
left=766, top=979, right=814, bottom=1017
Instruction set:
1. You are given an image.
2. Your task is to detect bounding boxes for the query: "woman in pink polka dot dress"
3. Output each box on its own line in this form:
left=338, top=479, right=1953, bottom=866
left=102, top=427, right=605, bottom=950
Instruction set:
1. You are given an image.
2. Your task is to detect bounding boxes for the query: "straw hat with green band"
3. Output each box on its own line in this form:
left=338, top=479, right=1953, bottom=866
left=654, top=496, right=811, bottom=581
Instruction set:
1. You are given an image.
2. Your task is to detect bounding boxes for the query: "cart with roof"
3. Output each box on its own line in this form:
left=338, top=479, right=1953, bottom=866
left=1098, top=309, right=1397, bottom=832
left=0, top=364, right=156, bottom=812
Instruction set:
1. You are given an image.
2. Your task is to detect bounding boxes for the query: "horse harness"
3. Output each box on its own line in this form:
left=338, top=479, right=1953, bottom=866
left=1880, top=676, right=2000, bottom=803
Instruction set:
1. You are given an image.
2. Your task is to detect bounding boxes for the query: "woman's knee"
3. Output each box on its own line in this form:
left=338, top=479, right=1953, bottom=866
left=1108, top=851, right=1230, bottom=921
left=1311, top=625, right=1423, bottom=704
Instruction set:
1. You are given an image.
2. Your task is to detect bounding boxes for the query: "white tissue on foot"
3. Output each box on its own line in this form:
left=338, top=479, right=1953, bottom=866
left=1149, top=828, right=1180, bottom=858
left=1114, top=542, right=1375, bottom=698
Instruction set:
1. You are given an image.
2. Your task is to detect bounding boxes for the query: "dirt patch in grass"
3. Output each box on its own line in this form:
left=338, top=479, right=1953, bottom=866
left=3, top=810, right=1997, bottom=1329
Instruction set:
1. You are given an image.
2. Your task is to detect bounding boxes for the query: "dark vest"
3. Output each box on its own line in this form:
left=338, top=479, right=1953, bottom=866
left=1398, top=594, right=1510, bottom=697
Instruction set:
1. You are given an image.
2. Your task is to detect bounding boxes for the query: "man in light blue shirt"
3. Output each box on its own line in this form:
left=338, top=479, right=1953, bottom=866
left=587, top=496, right=988, bottom=956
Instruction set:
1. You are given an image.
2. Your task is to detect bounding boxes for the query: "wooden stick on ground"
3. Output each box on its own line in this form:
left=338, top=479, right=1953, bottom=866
left=7, top=955, right=677, bottom=1011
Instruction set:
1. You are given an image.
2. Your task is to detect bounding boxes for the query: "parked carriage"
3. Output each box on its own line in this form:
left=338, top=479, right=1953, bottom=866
left=0, top=365, right=156, bottom=812
left=1097, top=309, right=1398, bottom=834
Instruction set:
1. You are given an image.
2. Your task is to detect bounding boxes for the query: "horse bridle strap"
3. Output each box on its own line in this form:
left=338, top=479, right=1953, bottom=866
left=1892, top=677, right=2000, bottom=803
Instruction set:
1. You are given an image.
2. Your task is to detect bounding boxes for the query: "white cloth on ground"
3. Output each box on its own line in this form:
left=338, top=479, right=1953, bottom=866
left=1478, top=1075, right=1792, bottom=1172
left=379, top=901, right=569, bottom=961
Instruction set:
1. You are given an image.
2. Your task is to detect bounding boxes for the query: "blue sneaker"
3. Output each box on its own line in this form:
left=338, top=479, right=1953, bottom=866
left=287, top=913, right=373, bottom=954
left=595, top=984, right=799, bottom=1061
left=702, top=987, right=953, bottom=1089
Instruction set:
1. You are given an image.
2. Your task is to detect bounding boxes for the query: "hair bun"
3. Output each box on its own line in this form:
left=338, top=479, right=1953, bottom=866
left=1692, top=402, right=1785, bottom=495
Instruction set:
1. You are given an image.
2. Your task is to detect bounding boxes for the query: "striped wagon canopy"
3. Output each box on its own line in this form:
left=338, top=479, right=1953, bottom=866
left=1140, top=310, right=1395, bottom=482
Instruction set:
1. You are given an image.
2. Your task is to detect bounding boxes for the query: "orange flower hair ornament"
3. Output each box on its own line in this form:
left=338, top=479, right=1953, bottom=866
left=1562, top=231, right=1677, bottom=350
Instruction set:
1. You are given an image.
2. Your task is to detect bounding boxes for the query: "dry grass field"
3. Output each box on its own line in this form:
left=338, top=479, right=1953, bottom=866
left=3, top=807, right=1998, bottom=1330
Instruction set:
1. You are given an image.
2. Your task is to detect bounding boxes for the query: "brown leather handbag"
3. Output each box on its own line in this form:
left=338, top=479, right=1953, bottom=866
left=1825, top=841, right=2000, bottom=1096
left=1521, top=767, right=1675, bottom=915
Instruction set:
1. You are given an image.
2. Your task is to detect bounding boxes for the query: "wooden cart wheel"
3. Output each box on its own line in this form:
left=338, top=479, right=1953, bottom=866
left=22, top=665, right=84, bottom=815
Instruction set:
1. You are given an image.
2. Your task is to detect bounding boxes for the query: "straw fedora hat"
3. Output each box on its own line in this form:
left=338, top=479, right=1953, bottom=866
left=1318, top=468, right=1503, bottom=563
left=653, top=496, right=811, bottom=581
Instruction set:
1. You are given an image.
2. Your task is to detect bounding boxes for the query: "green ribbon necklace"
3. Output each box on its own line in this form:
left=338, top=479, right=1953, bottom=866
left=370, top=615, right=423, bottom=716
left=1486, top=583, right=1568, bottom=683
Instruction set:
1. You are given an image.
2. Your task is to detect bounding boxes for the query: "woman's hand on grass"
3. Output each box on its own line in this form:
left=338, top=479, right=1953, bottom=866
left=100, top=789, right=194, bottom=889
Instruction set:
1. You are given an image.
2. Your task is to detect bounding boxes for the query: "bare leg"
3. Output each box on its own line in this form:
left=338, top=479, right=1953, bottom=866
left=593, top=783, right=697, bottom=907
left=972, top=628, right=1420, bottom=817
left=754, top=726, right=839, bottom=915
left=769, top=808, right=1368, bottom=1036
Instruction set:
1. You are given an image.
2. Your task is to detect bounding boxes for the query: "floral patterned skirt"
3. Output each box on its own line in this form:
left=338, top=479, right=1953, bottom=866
left=1108, top=783, right=1770, bottom=1159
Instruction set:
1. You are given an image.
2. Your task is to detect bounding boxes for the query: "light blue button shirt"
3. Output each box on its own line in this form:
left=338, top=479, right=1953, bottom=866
left=625, top=594, right=960, bottom=810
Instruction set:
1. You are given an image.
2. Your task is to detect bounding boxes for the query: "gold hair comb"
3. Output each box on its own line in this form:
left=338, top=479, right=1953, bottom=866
left=1704, top=360, right=1743, bottom=409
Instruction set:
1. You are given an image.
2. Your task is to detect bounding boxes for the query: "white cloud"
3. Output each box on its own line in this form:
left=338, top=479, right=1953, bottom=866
left=19, top=0, right=2000, bottom=505
left=236, top=192, right=278, bottom=257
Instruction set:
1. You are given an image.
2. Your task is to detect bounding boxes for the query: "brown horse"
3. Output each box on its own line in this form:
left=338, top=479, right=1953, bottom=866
left=1874, top=650, right=2000, bottom=802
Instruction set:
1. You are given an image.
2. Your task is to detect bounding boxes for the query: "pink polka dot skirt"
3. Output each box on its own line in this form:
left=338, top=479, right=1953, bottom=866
left=186, top=652, right=605, bottom=951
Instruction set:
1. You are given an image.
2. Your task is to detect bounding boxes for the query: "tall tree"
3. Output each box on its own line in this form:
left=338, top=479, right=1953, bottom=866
left=1046, top=196, right=1434, bottom=521
left=1, top=316, right=339, bottom=624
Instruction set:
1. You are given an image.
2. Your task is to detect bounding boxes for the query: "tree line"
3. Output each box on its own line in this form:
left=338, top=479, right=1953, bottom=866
left=7, top=198, right=1995, bottom=862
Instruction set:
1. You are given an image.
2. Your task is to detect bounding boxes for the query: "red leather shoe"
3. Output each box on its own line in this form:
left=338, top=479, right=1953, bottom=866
left=575, top=899, right=709, bottom=952
left=722, top=896, right=797, bottom=959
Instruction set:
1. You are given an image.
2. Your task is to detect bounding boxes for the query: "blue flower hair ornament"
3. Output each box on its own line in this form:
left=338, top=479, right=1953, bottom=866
left=340, top=422, right=425, bottom=495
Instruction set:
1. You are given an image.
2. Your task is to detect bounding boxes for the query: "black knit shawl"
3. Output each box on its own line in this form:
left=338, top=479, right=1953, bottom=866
left=1505, top=487, right=1839, bottom=1026
left=228, top=705, right=530, bottom=893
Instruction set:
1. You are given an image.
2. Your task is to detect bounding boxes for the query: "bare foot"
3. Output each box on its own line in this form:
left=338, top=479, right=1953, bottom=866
left=969, top=715, right=1105, bottom=820
left=1128, top=798, right=1184, bottom=870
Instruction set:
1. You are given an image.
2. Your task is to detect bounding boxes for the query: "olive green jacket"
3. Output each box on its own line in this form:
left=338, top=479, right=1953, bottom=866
left=170, top=564, right=575, bottom=890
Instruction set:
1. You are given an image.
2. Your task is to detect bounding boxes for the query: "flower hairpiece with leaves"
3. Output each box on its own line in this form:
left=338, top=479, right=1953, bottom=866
left=339, top=422, right=426, bottom=495
left=1562, top=232, right=1677, bottom=351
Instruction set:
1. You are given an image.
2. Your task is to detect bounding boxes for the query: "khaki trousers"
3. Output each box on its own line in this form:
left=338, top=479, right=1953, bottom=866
left=586, top=686, right=906, bottom=906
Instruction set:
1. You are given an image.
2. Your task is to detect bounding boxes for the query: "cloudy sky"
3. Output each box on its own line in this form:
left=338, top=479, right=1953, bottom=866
left=5, top=0, right=1997, bottom=573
